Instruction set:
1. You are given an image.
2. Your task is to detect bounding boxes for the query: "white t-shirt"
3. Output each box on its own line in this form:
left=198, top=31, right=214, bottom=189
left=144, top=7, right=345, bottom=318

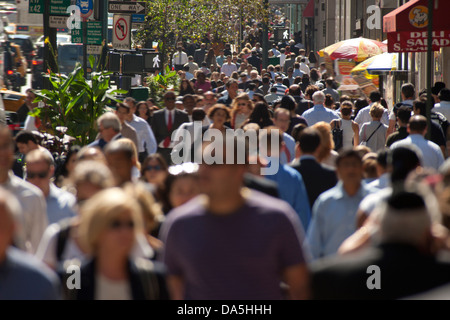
left=95, top=274, right=132, bottom=300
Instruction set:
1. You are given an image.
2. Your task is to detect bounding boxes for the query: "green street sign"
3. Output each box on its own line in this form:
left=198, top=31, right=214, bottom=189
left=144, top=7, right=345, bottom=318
left=71, top=22, right=103, bottom=45
left=29, top=0, right=43, bottom=14
left=29, top=0, right=70, bottom=15
left=50, top=0, right=70, bottom=16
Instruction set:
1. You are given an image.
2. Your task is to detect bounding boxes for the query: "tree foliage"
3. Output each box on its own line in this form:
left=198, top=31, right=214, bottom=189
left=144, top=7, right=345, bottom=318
left=136, top=0, right=268, bottom=70
left=31, top=56, right=126, bottom=146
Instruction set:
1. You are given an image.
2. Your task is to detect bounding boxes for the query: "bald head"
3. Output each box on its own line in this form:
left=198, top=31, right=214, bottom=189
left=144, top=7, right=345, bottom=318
left=408, top=115, right=427, bottom=135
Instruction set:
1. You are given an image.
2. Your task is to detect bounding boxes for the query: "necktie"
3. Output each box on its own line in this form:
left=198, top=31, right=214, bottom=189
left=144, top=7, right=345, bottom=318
left=163, top=111, right=173, bottom=148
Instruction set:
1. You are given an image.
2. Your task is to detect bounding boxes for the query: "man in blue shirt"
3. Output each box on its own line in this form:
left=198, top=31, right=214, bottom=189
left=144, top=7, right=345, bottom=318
left=260, top=128, right=311, bottom=230
left=25, top=149, right=76, bottom=225
left=0, top=188, right=61, bottom=299
left=306, top=149, right=376, bottom=261
left=302, top=91, right=340, bottom=126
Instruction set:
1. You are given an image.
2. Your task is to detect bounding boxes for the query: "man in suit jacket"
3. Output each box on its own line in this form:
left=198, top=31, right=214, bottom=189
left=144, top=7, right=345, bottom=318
left=291, top=127, right=337, bottom=209
left=88, top=112, right=123, bottom=150
left=310, top=190, right=450, bottom=300
left=194, top=43, right=207, bottom=65
left=151, top=91, right=190, bottom=165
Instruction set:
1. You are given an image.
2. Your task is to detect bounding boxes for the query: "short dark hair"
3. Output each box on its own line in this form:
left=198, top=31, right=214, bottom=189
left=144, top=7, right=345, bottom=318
left=401, top=83, right=416, bottom=99
left=15, top=131, right=37, bottom=145
left=397, top=106, right=412, bottom=124
left=280, top=95, right=296, bottom=111
left=116, top=102, right=130, bottom=113
left=439, top=88, right=450, bottom=102
left=105, top=140, right=134, bottom=160
left=336, top=149, right=362, bottom=167
left=369, top=91, right=382, bottom=103
left=413, top=99, right=427, bottom=117
left=298, top=128, right=321, bottom=153
left=376, top=149, right=389, bottom=169
left=192, top=108, right=206, bottom=121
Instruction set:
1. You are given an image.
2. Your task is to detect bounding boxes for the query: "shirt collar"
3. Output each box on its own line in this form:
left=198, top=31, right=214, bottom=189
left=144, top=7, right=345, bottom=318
left=314, top=104, right=325, bottom=109
left=334, top=181, right=366, bottom=199
left=300, top=155, right=316, bottom=161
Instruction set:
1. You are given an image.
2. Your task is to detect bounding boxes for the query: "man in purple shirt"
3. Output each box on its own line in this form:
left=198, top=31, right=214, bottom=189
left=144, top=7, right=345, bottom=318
left=159, top=139, right=310, bottom=300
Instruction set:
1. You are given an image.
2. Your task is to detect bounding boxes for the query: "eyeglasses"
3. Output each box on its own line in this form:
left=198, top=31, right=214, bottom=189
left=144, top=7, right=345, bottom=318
left=27, top=171, right=48, bottom=179
left=109, top=219, right=135, bottom=230
left=145, top=165, right=162, bottom=171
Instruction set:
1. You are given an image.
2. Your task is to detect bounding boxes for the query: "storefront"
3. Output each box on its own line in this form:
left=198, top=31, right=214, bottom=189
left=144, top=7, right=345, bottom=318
left=383, top=0, right=450, bottom=92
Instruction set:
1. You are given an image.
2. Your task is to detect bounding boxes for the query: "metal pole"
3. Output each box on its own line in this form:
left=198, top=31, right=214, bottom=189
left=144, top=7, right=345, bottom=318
left=426, top=0, right=434, bottom=140
left=83, top=20, right=88, bottom=77
left=262, top=0, right=269, bottom=69
left=43, top=0, right=57, bottom=88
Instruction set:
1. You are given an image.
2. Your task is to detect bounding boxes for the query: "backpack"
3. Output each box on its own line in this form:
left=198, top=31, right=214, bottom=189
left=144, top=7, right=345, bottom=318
left=332, top=120, right=344, bottom=151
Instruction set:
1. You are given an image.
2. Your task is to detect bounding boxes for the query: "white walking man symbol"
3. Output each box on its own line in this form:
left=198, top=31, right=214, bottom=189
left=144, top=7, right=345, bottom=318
left=153, top=55, right=160, bottom=68
left=283, top=30, right=289, bottom=39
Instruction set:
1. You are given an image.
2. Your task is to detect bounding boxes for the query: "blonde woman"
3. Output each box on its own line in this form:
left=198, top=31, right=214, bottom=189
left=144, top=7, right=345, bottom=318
left=359, top=103, right=388, bottom=153
left=230, top=93, right=254, bottom=129
left=62, top=188, right=168, bottom=300
left=312, top=121, right=339, bottom=169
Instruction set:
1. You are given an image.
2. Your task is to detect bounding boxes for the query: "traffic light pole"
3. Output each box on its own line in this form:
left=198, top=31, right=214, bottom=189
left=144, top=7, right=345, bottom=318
left=426, top=0, right=434, bottom=140
left=262, top=0, right=269, bottom=69
left=43, top=0, right=58, bottom=89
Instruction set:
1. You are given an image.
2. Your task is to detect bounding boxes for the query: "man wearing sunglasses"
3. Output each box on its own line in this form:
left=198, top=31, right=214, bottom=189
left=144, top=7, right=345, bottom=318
left=151, top=91, right=189, bottom=165
left=25, top=149, right=76, bottom=225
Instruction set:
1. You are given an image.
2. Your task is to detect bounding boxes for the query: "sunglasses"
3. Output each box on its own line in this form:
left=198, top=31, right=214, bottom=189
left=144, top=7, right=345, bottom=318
left=109, top=219, right=135, bottom=230
left=238, top=103, right=248, bottom=106
left=165, top=97, right=176, bottom=101
left=27, top=171, right=48, bottom=179
left=145, top=165, right=162, bottom=171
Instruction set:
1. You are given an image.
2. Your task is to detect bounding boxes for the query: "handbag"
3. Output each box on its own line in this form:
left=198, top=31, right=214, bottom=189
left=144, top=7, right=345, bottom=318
left=332, top=119, right=344, bottom=151
left=360, top=123, right=383, bottom=146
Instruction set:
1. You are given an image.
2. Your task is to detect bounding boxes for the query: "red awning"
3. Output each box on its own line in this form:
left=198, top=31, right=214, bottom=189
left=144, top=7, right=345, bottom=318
left=383, top=0, right=450, bottom=52
left=303, top=0, right=314, bottom=18
left=384, top=0, right=450, bottom=33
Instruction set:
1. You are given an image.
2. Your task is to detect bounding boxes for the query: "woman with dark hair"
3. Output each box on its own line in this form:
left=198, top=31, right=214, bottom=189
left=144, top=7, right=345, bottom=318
left=140, top=154, right=169, bottom=190
left=310, top=68, right=320, bottom=84
left=246, top=102, right=273, bottom=129
left=135, top=101, right=152, bottom=126
left=56, top=145, right=81, bottom=189
left=179, top=79, right=195, bottom=96
left=324, top=94, right=335, bottom=110
left=204, top=49, right=217, bottom=70
left=300, top=73, right=310, bottom=93
left=205, top=104, right=231, bottom=133
left=157, top=163, right=200, bottom=215
left=194, top=71, right=212, bottom=93
left=279, top=95, right=308, bottom=134
left=354, top=98, right=369, bottom=119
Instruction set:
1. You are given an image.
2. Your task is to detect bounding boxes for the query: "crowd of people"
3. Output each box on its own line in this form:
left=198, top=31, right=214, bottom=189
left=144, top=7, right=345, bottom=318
left=3, top=33, right=450, bottom=300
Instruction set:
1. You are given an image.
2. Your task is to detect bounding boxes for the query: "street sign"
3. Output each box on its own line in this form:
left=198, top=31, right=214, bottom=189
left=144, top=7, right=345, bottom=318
left=50, top=0, right=71, bottom=16
left=71, top=21, right=103, bottom=45
left=132, top=14, right=146, bottom=23
left=29, top=0, right=43, bottom=14
left=76, top=0, right=94, bottom=20
left=87, top=45, right=103, bottom=55
left=112, top=14, right=131, bottom=49
left=50, top=15, right=69, bottom=28
left=30, top=0, right=70, bottom=15
left=108, top=1, right=146, bottom=14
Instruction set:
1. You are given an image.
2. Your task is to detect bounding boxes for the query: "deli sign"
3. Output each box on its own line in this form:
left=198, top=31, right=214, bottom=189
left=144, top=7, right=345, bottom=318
left=387, top=30, right=450, bottom=53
